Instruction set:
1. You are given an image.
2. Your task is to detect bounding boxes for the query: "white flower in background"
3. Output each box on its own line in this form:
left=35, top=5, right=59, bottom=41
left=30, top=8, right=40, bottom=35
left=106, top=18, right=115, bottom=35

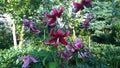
left=0, top=13, right=14, bottom=27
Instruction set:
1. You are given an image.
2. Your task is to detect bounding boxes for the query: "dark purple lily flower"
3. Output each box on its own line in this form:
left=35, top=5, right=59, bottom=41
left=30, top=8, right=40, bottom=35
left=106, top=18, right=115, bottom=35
left=18, top=54, right=38, bottom=68
left=44, top=29, right=70, bottom=47
left=73, top=0, right=92, bottom=13
left=59, top=49, right=72, bottom=60
left=45, top=7, right=64, bottom=26
left=68, top=38, right=84, bottom=52
left=82, top=13, right=94, bottom=28
left=23, top=19, right=33, bottom=28
left=22, top=19, right=40, bottom=34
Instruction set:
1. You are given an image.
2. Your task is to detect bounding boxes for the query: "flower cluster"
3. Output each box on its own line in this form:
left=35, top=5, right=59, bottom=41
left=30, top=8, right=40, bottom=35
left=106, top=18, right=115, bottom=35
left=73, top=0, right=92, bottom=13
left=19, top=0, right=93, bottom=67
left=22, top=19, right=40, bottom=34
left=59, top=38, right=85, bottom=60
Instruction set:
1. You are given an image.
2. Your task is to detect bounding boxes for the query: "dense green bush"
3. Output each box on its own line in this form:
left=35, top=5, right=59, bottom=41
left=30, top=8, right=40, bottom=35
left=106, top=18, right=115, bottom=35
left=111, top=21, right=120, bottom=45
left=84, top=42, right=120, bottom=68
left=0, top=24, right=13, bottom=49
left=88, top=1, right=113, bottom=43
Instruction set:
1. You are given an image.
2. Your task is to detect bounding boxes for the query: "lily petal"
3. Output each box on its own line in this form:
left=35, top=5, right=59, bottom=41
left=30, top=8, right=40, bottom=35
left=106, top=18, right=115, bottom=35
left=59, top=38, right=67, bottom=46
left=58, top=7, right=64, bottom=17
left=30, top=27, right=40, bottom=34
left=30, top=57, right=38, bottom=63
left=63, top=30, right=70, bottom=37
left=50, top=29, right=56, bottom=36
left=73, top=2, right=84, bottom=13
left=73, top=2, right=81, bottom=8
left=45, top=14, right=55, bottom=18
left=75, top=43, right=81, bottom=49
left=48, top=18, right=56, bottom=26
left=56, top=29, right=63, bottom=36
left=22, top=58, right=30, bottom=68
left=52, top=8, right=59, bottom=16
left=45, top=37, right=57, bottom=44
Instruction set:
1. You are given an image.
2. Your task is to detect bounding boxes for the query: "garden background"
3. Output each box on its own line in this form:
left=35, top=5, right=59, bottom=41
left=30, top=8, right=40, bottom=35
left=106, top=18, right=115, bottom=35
left=0, top=0, right=120, bottom=68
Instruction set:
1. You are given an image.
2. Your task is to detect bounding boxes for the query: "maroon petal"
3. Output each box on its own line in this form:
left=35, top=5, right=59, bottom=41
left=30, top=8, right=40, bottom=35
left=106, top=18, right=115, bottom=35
left=56, top=29, right=63, bottom=36
left=45, top=37, right=57, bottom=44
left=50, top=29, right=56, bottom=36
left=45, top=14, right=55, bottom=18
left=30, top=27, right=40, bottom=34
left=73, top=2, right=84, bottom=13
left=63, top=30, right=70, bottom=37
left=52, top=8, right=59, bottom=16
left=58, top=7, right=64, bottom=17
left=48, top=18, right=56, bottom=26
left=73, top=2, right=81, bottom=8
left=59, top=38, right=67, bottom=46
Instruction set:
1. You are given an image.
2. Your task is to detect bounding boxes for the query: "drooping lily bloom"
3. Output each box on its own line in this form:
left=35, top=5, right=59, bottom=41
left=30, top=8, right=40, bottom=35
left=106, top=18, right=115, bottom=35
left=22, top=19, right=40, bottom=34
left=45, top=7, right=64, bottom=26
left=68, top=38, right=84, bottom=52
left=82, top=13, right=94, bottom=28
left=59, top=49, right=72, bottom=60
left=73, top=0, right=92, bottom=13
left=18, top=54, right=38, bottom=68
left=44, top=29, right=70, bottom=47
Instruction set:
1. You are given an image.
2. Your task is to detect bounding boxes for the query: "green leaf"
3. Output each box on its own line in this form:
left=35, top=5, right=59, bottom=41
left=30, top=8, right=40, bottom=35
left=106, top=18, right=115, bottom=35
left=47, top=62, right=57, bottom=68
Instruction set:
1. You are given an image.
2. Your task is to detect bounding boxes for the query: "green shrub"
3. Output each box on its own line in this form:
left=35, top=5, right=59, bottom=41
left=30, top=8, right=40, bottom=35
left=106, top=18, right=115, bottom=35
left=85, top=42, right=120, bottom=68
left=0, top=24, right=13, bottom=49
left=111, top=21, right=120, bottom=45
